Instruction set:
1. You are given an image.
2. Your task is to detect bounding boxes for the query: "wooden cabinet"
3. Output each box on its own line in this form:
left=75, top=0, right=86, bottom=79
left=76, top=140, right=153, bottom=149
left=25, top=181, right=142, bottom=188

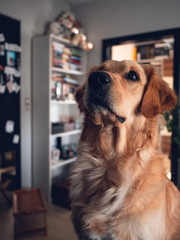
left=163, top=58, right=173, bottom=76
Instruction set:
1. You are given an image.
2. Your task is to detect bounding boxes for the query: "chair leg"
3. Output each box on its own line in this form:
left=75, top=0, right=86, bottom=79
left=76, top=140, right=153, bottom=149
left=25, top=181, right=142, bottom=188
left=1, top=190, right=11, bottom=206
left=14, top=218, right=18, bottom=240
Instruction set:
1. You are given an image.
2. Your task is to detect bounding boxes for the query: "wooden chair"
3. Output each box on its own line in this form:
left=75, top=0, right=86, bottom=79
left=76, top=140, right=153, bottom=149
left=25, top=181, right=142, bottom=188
left=13, top=188, right=47, bottom=239
left=0, top=179, right=12, bottom=206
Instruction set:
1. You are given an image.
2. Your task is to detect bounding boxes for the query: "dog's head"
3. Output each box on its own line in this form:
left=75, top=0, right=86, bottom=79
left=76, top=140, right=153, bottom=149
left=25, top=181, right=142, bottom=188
left=76, top=60, right=177, bottom=126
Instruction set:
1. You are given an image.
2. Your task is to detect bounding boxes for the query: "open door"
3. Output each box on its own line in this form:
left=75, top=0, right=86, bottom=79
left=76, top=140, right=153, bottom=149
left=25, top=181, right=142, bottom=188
left=102, top=28, right=180, bottom=188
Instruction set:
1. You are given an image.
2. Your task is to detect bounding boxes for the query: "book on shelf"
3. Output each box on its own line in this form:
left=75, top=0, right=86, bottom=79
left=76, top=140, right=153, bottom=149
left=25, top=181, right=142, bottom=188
left=154, top=43, right=170, bottom=59
left=63, top=75, right=79, bottom=85
left=51, top=73, right=79, bottom=101
left=136, top=44, right=155, bottom=60
left=52, top=41, right=64, bottom=68
left=51, top=72, right=64, bottom=82
left=51, top=72, right=78, bottom=84
left=52, top=122, right=75, bottom=134
left=52, top=41, right=82, bottom=72
left=136, top=42, right=172, bottom=61
left=70, top=48, right=82, bottom=71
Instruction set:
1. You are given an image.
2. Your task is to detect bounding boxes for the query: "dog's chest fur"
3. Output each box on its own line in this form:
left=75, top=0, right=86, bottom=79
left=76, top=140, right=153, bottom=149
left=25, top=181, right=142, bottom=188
left=70, top=140, right=168, bottom=240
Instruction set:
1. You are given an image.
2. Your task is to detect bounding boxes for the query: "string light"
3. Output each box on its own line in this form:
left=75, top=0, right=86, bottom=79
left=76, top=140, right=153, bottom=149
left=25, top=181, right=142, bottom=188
left=86, top=42, right=93, bottom=51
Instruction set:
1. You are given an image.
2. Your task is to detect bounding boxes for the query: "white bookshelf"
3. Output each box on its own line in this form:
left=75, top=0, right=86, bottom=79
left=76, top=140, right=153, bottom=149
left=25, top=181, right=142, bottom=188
left=51, top=100, right=77, bottom=105
left=50, top=157, right=77, bottom=170
left=32, top=34, right=86, bottom=202
left=51, top=67, right=84, bottom=76
left=51, top=129, right=81, bottom=138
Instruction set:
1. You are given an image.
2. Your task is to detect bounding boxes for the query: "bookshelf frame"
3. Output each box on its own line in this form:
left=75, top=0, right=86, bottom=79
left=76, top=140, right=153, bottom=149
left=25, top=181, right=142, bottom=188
left=32, top=34, right=87, bottom=202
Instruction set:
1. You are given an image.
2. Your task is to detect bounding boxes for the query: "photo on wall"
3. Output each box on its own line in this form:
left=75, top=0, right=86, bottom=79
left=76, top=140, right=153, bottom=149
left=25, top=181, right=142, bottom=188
left=6, top=51, right=16, bottom=67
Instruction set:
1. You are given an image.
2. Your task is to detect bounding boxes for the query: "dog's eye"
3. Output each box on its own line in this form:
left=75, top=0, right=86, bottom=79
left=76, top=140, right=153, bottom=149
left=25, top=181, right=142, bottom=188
left=126, top=70, right=139, bottom=81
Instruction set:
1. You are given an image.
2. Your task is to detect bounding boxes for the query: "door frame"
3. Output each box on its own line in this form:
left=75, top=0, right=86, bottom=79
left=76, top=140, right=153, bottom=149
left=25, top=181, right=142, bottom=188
left=102, top=28, right=180, bottom=186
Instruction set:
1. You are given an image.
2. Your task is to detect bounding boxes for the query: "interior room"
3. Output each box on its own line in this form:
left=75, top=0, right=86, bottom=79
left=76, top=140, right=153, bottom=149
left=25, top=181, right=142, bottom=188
left=0, top=0, right=180, bottom=239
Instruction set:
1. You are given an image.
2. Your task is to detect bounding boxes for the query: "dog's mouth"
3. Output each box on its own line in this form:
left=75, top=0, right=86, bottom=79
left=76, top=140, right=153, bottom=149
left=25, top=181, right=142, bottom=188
left=86, top=69, right=126, bottom=124
left=89, top=98, right=126, bottom=124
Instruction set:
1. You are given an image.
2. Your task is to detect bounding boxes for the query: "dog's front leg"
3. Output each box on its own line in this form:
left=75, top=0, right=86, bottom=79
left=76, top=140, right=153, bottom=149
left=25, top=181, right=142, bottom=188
left=71, top=206, right=93, bottom=240
left=71, top=206, right=114, bottom=240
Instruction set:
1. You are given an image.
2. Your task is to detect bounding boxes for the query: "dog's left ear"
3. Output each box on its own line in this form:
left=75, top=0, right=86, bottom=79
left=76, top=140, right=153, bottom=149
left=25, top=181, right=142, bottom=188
left=140, top=65, right=177, bottom=118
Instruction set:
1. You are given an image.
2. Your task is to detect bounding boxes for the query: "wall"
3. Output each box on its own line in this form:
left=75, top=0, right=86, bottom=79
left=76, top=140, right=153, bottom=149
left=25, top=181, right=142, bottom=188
left=71, top=0, right=180, bottom=68
left=0, top=0, right=69, bottom=187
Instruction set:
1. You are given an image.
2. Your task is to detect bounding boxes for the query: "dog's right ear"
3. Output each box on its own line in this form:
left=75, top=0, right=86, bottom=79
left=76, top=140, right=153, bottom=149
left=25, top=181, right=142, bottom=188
left=140, top=65, right=177, bottom=118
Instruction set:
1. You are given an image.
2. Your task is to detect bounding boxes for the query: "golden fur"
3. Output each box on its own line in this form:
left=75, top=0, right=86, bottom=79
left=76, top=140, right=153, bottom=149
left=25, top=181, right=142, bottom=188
left=70, top=60, right=180, bottom=240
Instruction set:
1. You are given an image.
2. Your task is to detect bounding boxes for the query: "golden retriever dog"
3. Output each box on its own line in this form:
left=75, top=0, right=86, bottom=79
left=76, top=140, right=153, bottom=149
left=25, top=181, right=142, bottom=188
left=70, top=60, right=180, bottom=240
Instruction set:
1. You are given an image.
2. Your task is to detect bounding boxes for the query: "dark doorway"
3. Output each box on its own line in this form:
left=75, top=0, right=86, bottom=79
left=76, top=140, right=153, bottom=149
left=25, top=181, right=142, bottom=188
left=0, top=14, right=21, bottom=190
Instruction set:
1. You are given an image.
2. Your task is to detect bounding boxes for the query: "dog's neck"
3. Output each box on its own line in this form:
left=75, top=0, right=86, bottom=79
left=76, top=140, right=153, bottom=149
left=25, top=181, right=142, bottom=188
left=79, top=114, right=164, bottom=189
left=81, top=114, right=160, bottom=160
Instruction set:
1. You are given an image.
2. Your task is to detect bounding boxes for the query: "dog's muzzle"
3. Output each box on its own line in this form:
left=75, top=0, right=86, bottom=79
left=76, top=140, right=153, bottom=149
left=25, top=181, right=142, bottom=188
left=86, top=71, right=126, bottom=124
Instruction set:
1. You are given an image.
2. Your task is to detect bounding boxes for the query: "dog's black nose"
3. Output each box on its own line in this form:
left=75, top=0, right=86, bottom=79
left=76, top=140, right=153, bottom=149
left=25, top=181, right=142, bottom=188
left=88, top=71, right=111, bottom=89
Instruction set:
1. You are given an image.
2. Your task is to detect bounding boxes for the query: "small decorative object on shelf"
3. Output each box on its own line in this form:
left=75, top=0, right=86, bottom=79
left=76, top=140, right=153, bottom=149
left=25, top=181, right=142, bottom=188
left=51, top=115, right=81, bottom=135
left=56, top=137, right=78, bottom=161
left=60, top=143, right=77, bottom=160
left=51, top=148, right=60, bottom=165
left=52, top=122, right=75, bottom=134
left=51, top=72, right=79, bottom=101
left=46, top=11, right=93, bottom=51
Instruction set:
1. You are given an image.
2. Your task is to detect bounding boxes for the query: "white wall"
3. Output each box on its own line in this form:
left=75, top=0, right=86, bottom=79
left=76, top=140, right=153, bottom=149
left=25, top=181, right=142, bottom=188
left=71, top=0, right=180, bottom=68
left=0, top=0, right=69, bottom=187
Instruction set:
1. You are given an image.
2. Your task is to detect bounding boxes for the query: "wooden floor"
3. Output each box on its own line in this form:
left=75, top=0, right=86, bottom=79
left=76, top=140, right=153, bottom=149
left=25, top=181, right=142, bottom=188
left=0, top=191, right=78, bottom=240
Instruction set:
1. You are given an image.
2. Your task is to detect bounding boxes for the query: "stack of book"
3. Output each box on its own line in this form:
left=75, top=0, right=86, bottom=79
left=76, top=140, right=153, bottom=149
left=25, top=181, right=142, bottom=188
left=154, top=43, right=170, bottom=59
left=51, top=73, right=79, bottom=101
left=136, top=42, right=172, bottom=61
left=136, top=44, right=155, bottom=60
left=52, top=42, right=82, bottom=72
left=70, top=48, right=82, bottom=72
left=52, top=41, right=65, bottom=68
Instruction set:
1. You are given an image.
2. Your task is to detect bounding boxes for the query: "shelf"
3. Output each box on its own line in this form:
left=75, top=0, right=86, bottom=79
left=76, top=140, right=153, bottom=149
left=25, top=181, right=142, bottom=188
left=51, top=100, right=77, bottom=105
left=51, top=67, right=84, bottom=76
left=50, top=34, right=71, bottom=44
left=50, top=34, right=83, bottom=49
left=51, top=157, right=76, bottom=169
left=137, top=58, right=163, bottom=64
left=51, top=129, right=81, bottom=138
